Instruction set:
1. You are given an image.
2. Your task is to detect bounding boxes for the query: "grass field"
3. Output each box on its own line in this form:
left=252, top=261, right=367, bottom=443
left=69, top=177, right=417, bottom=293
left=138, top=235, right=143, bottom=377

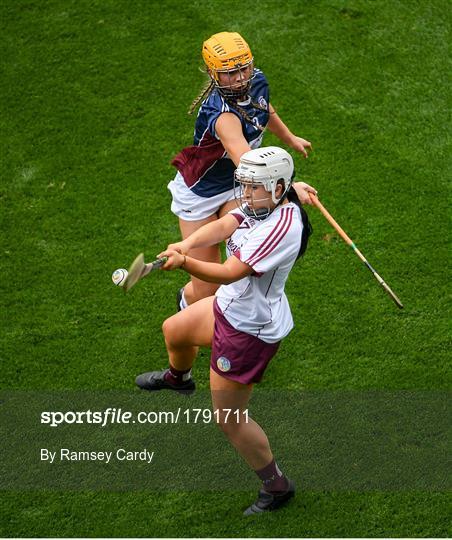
left=1, top=0, right=450, bottom=537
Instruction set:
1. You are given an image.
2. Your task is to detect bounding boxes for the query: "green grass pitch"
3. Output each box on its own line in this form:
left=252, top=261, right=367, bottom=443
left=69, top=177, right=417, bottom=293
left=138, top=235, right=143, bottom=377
left=1, top=0, right=450, bottom=537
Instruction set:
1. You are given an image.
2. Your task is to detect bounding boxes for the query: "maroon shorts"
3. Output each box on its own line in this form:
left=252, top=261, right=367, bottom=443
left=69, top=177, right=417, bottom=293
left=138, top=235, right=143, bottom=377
left=210, top=299, right=280, bottom=385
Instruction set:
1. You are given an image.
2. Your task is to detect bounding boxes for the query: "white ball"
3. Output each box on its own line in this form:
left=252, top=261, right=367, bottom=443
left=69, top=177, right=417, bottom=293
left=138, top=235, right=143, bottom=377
left=112, top=268, right=128, bottom=287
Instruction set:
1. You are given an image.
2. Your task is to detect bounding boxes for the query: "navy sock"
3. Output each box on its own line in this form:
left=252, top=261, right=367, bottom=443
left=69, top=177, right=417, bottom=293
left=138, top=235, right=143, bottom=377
left=255, top=458, right=289, bottom=493
left=164, top=365, right=191, bottom=386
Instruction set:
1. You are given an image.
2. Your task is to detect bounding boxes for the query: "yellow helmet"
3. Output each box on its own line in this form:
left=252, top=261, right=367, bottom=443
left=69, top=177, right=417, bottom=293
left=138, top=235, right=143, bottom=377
left=202, top=32, right=254, bottom=98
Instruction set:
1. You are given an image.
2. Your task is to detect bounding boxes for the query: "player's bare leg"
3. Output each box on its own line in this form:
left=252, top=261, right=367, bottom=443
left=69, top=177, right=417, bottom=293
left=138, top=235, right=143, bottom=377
left=163, top=296, right=215, bottom=369
left=210, top=369, right=294, bottom=515
left=135, top=297, right=214, bottom=394
left=179, top=217, right=221, bottom=306
left=178, top=199, right=237, bottom=308
left=210, top=369, right=272, bottom=469
left=218, top=199, right=237, bottom=218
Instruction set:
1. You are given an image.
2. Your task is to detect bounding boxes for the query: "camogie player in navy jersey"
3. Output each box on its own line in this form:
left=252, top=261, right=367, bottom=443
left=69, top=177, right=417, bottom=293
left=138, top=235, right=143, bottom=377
left=169, top=31, right=316, bottom=310
left=138, top=147, right=311, bottom=515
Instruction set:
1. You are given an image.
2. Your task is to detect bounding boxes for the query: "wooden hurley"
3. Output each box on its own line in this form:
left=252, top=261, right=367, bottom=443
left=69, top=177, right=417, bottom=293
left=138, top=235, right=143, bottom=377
left=309, top=193, right=403, bottom=309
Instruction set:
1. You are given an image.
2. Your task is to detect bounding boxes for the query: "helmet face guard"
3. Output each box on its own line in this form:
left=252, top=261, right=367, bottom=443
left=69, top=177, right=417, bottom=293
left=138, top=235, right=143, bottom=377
left=210, top=61, right=255, bottom=99
left=234, top=174, right=275, bottom=220
left=233, top=147, right=295, bottom=220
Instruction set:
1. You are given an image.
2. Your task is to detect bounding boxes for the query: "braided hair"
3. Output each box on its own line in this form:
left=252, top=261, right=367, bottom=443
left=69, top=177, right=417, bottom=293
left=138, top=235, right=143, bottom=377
left=222, top=95, right=268, bottom=131
left=286, top=186, right=313, bottom=259
left=188, top=78, right=215, bottom=115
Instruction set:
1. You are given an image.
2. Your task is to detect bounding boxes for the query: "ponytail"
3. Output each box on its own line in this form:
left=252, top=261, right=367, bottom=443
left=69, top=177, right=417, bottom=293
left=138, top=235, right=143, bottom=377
left=188, top=79, right=215, bottom=115
left=287, top=187, right=312, bottom=259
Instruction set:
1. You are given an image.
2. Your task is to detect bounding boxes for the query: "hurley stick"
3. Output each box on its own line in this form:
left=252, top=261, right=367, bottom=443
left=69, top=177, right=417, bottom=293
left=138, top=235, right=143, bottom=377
left=309, top=193, right=403, bottom=309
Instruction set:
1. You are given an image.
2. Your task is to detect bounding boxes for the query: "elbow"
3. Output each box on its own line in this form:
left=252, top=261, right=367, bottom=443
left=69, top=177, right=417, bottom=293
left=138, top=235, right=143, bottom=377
left=201, top=275, right=233, bottom=285
left=210, top=275, right=235, bottom=285
left=220, top=269, right=240, bottom=285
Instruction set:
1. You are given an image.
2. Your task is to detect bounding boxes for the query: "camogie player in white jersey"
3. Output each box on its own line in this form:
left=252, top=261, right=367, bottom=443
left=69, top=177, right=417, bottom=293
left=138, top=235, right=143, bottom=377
left=137, top=146, right=312, bottom=515
left=169, top=31, right=316, bottom=309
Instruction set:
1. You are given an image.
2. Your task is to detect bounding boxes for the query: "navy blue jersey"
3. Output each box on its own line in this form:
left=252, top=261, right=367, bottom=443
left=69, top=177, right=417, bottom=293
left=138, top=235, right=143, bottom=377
left=172, top=69, right=270, bottom=197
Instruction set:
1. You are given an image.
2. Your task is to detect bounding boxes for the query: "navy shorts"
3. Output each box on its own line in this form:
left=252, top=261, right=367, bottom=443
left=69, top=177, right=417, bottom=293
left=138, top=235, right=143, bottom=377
left=210, top=299, right=280, bottom=385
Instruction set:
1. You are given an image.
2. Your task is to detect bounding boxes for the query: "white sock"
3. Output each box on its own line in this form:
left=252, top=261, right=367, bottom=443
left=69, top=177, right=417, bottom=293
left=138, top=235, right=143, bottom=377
left=179, top=289, right=188, bottom=310
left=182, top=369, right=192, bottom=382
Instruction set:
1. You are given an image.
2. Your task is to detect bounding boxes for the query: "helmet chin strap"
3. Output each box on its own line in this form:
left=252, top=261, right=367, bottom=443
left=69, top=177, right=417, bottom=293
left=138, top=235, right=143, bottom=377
left=241, top=193, right=271, bottom=220
left=217, top=84, right=250, bottom=100
left=242, top=205, right=270, bottom=220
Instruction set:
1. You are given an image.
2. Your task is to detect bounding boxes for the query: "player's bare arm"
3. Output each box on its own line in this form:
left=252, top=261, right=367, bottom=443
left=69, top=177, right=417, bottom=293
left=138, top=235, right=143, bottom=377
left=265, top=104, right=317, bottom=204
left=267, top=103, right=312, bottom=158
left=159, top=250, right=252, bottom=285
left=215, top=111, right=317, bottom=205
left=167, top=214, right=240, bottom=254
left=215, top=113, right=252, bottom=166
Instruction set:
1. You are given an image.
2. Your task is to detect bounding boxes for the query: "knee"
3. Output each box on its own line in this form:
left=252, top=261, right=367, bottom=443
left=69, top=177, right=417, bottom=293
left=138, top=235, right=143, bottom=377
left=162, top=316, right=180, bottom=347
left=190, top=280, right=219, bottom=302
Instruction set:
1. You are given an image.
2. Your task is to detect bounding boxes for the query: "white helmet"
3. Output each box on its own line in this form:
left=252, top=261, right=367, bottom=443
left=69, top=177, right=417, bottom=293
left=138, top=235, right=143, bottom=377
left=234, top=146, right=294, bottom=218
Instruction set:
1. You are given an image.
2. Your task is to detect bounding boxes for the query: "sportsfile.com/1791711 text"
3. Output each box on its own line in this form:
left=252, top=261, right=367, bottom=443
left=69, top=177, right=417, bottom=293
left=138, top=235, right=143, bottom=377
left=40, top=408, right=250, bottom=427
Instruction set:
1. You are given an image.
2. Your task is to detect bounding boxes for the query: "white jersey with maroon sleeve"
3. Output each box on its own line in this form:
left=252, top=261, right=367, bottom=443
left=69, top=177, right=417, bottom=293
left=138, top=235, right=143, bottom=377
left=215, top=203, right=302, bottom=343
